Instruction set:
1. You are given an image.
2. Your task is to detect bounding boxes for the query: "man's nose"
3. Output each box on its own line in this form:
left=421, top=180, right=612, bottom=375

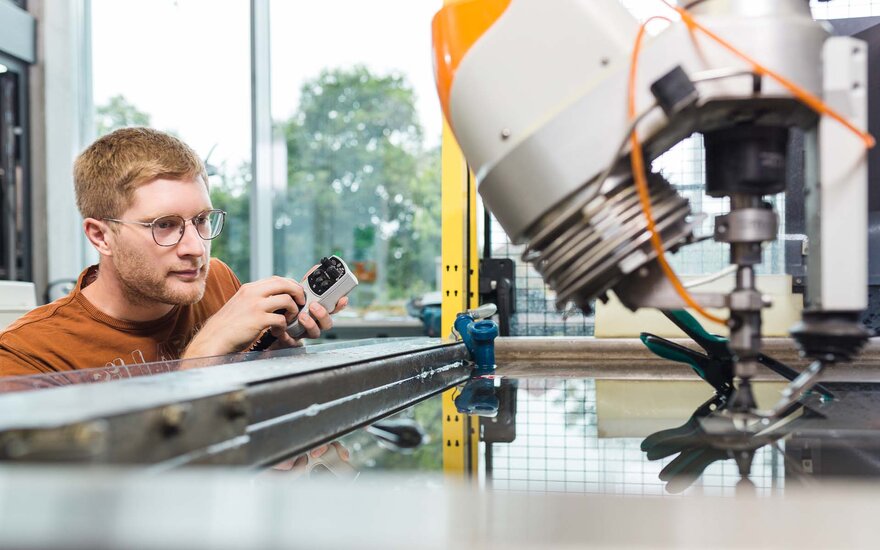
left=176, top=221, right=206, bottom=257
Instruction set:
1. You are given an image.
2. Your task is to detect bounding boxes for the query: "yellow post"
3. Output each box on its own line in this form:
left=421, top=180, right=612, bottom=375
left=440, top=113, right=480, bottom=478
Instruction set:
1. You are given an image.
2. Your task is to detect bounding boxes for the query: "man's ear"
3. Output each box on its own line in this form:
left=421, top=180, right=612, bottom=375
left=83, top=218, right=114, bottom=257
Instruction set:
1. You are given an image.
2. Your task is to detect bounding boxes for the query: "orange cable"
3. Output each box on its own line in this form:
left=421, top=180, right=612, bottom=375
left=628, top=2, right=876, bottom=325
left=628, top=16, right=727, bottom=325
left=663, top=0, right=875, bottom=148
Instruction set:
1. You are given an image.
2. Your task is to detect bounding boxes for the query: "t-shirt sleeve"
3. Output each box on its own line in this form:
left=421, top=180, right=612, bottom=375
left=0, top=333, right=54, bottom=377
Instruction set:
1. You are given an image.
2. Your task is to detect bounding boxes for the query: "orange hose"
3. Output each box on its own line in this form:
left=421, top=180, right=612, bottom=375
left=628, top=16, right=727, bottom=325
left=627, top=3, right=876, bottom=326
left=662, top=0, right=875, bottom=149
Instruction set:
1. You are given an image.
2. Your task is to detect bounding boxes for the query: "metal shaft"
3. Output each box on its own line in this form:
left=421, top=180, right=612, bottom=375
left=717, top=194, right=777, bottom=411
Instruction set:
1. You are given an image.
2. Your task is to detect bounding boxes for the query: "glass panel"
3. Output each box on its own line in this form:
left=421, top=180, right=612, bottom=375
left=0, top=337, right=422, bottom=394
left=91, top=0, right=252, bottom=279
left=269, top=0, right=443, bottom=328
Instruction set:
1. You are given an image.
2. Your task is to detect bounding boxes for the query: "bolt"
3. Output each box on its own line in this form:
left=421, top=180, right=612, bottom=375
left=73, top=422, right=104, bottom=446
left=500, top=128, right=512, bottom=140
left=160, top=404, right=189, bottom=435
left=224, top=392, right=248, bottom=420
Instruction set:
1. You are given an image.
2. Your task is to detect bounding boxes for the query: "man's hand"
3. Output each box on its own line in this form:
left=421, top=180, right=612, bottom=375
left=265, top=296, right=349, bottom=350
left=270, top=441, right=351, bottom=474
left=182, top=276, right=307, bottom=358
left=282, top=262, right=350, bottom=344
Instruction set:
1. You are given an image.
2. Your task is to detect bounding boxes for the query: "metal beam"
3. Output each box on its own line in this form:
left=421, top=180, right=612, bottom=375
left=0, top=338, right=471, bottom=467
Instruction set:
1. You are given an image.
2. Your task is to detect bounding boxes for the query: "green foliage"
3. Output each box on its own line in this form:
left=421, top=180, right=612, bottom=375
left=278, top=65, right=441, bottom=305
left=94, top=68, right=443, bottom=299
left=95, top=94, right=151, bottom=136
left=208, top=161, right=251, bottom=281
left=94, top=94, right=251, bottom=279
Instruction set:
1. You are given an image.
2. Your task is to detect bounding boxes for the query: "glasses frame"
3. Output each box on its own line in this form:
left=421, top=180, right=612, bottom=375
left=103, top=209, right=227, bottom=247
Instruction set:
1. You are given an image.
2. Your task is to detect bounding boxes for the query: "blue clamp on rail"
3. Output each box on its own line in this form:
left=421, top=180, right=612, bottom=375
left=453, top=304, right=499, bottom=374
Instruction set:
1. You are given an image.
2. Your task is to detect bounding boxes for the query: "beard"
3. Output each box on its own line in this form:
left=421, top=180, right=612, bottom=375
left=113, top=245, right=210, bottom=307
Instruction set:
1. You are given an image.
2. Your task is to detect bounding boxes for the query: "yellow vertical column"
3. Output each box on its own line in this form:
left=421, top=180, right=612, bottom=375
left=440, top=114, right=480, bottom=478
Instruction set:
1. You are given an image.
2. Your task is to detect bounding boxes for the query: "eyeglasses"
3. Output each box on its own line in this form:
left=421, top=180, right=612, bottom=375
left=103, top=209, right=226, bottom=247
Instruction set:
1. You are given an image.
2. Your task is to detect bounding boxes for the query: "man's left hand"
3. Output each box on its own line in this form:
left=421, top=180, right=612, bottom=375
left=267, top=296, right=349, bottom=350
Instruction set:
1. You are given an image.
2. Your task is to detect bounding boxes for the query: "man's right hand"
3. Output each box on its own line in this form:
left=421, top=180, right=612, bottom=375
left=182, top=276, right=305, bottom=358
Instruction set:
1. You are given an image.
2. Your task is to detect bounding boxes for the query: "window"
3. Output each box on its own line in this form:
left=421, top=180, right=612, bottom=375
left=0, top=53, right=30, bottom=282
left=268, top=1, right=443, bottom=324
left=91, top=0, right=252, bottom=279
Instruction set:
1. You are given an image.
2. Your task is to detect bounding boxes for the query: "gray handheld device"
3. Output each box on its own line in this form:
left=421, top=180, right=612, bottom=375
left=286, top=255, right=359, bottom=339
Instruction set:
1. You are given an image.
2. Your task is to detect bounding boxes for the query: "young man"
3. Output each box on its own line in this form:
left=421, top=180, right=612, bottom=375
left=0, top=127, right=346, bottom=377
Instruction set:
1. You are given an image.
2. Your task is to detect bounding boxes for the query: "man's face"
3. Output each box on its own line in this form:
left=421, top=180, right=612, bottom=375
left=109, top=178, right=213, bottom=306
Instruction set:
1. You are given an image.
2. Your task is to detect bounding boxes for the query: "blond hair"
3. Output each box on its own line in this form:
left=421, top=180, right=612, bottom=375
left=74, top=127, right=209, bottom=219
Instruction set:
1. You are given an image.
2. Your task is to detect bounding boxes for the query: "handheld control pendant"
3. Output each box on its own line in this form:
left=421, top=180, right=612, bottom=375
left=250, top=255, right=358, bottom=351
left=286, top=256, right=358, bottom=339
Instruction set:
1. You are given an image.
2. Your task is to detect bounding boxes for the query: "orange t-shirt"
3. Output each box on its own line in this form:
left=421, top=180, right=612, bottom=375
left=0, top=258, right=241, bottom=377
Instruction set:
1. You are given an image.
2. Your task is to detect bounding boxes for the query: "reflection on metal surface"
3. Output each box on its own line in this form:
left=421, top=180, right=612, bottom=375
left=454, top=376, right=499, bottom=417
left=485, top=375, right=880, bottom=496
left=642, top=381, right=880, bottom=494
left=367, top=418, right=429, bottom=454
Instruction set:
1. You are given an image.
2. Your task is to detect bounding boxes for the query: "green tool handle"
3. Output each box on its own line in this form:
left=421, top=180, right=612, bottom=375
left=640, top=334, right=706, bottom=379
left=666, top=309, right=727, bottom=345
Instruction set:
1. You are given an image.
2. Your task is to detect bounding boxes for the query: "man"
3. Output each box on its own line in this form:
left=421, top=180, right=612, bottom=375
left=0, top=127, right=346, bottom=377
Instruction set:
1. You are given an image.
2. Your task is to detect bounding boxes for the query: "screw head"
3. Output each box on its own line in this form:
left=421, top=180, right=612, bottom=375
left=160, top=404, right=189, bottom=435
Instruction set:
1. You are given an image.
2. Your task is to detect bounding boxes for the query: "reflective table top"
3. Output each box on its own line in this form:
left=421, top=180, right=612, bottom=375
left=4, top=337, right=880, bottom=547
left=6, top=336, right=880, bottom=493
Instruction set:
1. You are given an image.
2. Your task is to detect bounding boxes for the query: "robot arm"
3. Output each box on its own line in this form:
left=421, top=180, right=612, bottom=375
left=433, top=0, right=872, bottom=414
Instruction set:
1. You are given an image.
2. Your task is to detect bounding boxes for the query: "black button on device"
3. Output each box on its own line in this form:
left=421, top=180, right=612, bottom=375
left=308, top=256, right=347, bottom=296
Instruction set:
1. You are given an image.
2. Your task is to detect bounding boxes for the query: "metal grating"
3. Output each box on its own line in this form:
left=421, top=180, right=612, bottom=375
left=487, top=223, right=595, bottom=337
left=487, top=379, right=785, bottom=497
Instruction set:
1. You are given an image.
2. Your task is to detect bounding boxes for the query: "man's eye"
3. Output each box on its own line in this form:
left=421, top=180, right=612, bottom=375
left=156, top=219, right=180, bottom=230
left=194, top=216, right=209, bottom=226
